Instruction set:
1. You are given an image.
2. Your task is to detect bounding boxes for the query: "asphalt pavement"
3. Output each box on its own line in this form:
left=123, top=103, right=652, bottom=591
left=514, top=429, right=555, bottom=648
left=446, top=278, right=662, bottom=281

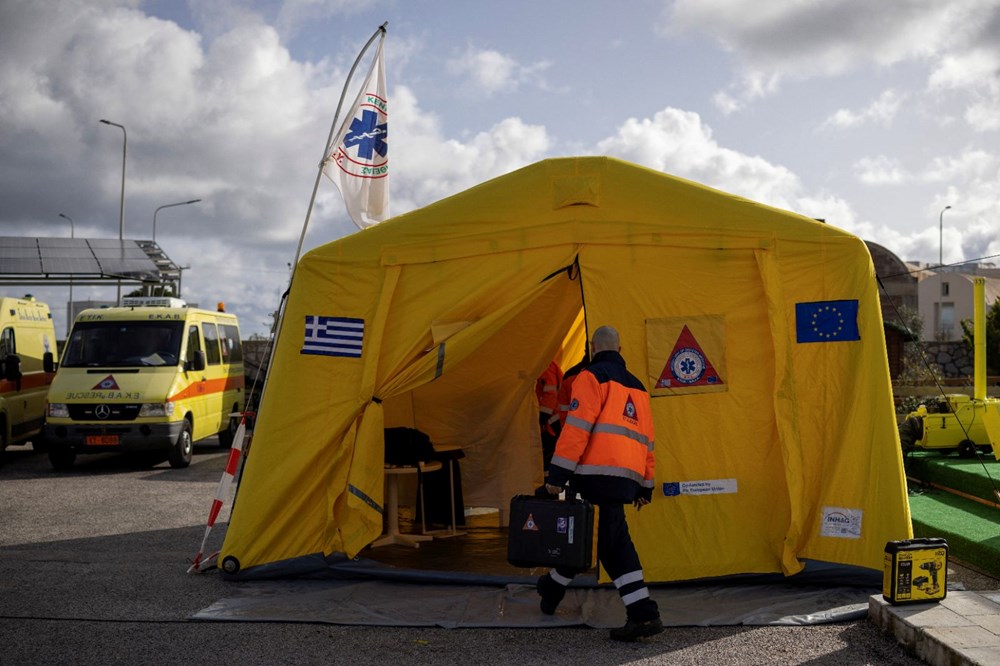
left=0, top=440, right=973, bottom=665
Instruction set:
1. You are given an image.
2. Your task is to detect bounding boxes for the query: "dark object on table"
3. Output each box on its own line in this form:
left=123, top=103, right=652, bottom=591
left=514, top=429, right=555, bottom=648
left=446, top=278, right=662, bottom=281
left=384, top=428, right=465, bottom=527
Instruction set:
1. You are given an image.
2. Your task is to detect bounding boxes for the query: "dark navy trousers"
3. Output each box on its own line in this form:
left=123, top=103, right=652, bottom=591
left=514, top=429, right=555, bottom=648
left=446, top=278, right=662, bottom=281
left=553, top=501, right=658, bottom=622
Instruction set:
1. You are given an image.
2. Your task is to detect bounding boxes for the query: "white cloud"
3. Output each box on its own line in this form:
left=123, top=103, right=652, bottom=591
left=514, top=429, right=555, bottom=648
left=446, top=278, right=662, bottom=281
left=275, top=0, right=369, bottom=37
left=446, top=46, right=550, bottom=97
left=928, top=46, right=1000, bottom=131
left=921, top=149, right=997, bottom=182
left=854, top=156, right=909, bottom=185
left=825, top=89, right=906, bottom=128
left=595, top=107, right=812, bottom=215
left=388, top=85, right=551, bottom=212
left=665, top=0, right=1000, bottom=122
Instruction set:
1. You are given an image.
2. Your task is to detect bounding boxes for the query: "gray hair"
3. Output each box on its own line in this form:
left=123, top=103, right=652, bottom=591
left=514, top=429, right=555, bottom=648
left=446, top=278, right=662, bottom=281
left=591, top=325, right=620, bottom=353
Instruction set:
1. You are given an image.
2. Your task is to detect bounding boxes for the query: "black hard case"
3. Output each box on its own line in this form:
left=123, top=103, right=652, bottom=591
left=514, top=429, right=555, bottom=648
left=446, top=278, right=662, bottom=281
left=506, top=494, right=595, bottom=571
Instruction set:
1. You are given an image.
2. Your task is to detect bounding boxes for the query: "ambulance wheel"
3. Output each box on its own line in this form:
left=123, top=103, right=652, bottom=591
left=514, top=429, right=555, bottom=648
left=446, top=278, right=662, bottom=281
left=168, top=421, right=193, bottom=469
left=957, top=439, right=977, bottom=458
left=31, top=432, right=48, bottom=453
left=48, top=443, right=76, bottom=470
left=218, top=407, right=238, bottom=448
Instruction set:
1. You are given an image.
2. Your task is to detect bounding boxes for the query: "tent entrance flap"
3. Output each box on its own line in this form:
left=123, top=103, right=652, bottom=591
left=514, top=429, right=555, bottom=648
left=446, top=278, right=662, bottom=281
left=382, top=266, right=584, bottom=524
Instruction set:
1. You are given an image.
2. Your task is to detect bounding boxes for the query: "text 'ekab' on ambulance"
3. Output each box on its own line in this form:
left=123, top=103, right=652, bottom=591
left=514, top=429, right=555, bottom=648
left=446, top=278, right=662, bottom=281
left=44, top=297, right=245, bottom=470
left=1, top=296, right=56, bottom=453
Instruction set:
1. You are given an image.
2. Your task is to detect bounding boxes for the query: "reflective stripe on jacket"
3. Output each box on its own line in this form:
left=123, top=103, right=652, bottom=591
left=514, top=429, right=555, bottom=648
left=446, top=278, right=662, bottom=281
left=548, top=350, right=655, bottom=503
left=556, top=357, right=588, bottom=427
left=535, top=360, right=562, bottom=418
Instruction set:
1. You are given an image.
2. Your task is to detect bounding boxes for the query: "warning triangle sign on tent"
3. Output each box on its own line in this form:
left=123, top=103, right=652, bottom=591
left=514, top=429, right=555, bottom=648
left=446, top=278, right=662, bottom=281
left=655, top=325, right=724, bottom=389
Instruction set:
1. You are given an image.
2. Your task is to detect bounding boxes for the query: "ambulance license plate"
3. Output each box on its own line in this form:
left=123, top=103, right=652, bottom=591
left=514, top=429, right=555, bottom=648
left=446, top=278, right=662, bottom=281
left=86, top=435, right=119, bottom=446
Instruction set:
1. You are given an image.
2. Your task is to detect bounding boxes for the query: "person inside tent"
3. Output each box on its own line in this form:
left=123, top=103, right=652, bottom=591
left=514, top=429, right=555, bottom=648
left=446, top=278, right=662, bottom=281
left=556, top=343, right=589, bottom=429
left=535, top=358, right=563, bottom=472
left=536, top=325, right=662, bottom=642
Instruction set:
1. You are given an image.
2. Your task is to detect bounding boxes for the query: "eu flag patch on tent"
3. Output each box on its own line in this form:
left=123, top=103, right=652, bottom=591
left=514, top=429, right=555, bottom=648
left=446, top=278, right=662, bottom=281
left=301, top=316, right=364, bottom=357
left=795, top=300, right=860, bottom=343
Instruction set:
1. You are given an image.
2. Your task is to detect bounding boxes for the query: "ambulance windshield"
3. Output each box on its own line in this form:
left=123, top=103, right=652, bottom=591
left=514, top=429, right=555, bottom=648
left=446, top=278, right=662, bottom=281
left=62, top=321, right=185, bottom=368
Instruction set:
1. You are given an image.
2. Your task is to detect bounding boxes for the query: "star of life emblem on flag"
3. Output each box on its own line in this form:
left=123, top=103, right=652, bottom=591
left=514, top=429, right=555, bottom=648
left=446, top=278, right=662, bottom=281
left=301, top=316, right=364, bottom=358
left=323, top=37, right=389, bottom=229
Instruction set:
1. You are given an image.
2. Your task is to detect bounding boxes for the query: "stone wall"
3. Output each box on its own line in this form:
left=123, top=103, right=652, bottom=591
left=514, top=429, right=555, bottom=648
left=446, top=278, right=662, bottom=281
left=914, top=340, right=973, bottom=378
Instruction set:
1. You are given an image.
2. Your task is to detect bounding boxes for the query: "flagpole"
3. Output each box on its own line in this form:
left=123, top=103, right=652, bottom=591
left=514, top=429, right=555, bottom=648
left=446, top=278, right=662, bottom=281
left=292, top=21, right=387, bottom=271
left=266, top=21, right=387, bottom=377
left=234, top=22, right=388, bottom=500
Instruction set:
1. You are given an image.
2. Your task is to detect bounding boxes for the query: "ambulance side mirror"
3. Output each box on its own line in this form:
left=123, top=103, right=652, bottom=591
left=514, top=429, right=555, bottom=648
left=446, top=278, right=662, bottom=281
left=43, top=351, right=55, bottom=373
left=187, top=350, right=206, bottom=372
left=4, top=354, right=22, bottom=382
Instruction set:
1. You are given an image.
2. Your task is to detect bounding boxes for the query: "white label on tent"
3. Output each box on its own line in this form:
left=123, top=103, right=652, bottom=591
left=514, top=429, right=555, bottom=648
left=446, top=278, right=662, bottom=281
left=820, top=506, right=863, bottom=539
left=662, top=478, right=738, bottom=496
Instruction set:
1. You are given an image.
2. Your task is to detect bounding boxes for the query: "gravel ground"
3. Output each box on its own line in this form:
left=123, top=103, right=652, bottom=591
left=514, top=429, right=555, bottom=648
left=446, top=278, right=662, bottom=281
left=2, top=442, right=982, bottom=665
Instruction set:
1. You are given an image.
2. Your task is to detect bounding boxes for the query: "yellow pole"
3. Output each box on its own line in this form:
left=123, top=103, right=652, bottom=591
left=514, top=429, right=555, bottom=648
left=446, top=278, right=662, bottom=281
left=975, top=277, right=986, bottom=401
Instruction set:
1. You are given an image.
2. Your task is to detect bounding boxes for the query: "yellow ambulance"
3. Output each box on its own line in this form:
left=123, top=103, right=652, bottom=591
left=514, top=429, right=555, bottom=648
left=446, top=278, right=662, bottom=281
left=45, top=297, right=245, bottom=469
left=0, top=296, right=57, bottom=453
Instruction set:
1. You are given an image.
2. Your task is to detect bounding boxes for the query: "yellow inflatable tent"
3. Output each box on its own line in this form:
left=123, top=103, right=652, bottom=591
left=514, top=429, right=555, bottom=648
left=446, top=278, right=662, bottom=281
left=221, top=156, right=912, bottom=581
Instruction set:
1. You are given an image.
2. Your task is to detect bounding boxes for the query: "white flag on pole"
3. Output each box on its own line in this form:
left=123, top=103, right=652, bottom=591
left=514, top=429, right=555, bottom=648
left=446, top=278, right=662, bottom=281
left=324, top=37, right=388, bottom=229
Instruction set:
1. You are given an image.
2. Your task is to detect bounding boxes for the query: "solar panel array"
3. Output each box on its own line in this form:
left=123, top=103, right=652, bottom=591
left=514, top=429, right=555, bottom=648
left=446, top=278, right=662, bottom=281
left=0, top=238, right=164, bottom=280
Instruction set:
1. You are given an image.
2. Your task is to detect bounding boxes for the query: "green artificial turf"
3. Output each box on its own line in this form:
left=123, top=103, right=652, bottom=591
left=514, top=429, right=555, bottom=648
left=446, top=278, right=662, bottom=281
left=907, top=486, right=1000, bottom=577
left=903, top=450, right=1000, bottom=505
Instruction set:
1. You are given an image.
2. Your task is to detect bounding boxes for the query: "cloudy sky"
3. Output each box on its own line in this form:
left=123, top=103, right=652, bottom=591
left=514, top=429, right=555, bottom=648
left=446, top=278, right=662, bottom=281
left=2, top=0, right=999, bottom=336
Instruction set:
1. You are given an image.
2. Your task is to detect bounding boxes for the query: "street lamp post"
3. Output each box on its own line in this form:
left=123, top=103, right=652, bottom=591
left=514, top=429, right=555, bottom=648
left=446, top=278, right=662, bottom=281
left=100, top=119, right=126, bottom=304
left=153, top=199, right=201, bottom=243
left=59, top=213, right=74, bottom=334
left=59, top=212, right=74, bottom=238
left=939, top=205, right=952, bottom=267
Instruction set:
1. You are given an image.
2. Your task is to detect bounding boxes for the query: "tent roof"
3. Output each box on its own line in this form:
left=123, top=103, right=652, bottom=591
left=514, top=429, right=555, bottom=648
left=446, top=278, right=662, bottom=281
left=305, top=156, right=848, bottom=265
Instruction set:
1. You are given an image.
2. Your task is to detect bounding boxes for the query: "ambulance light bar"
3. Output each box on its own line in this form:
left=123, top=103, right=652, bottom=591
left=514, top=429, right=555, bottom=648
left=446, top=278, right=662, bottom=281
left=121, top=297, right=188, bottom=308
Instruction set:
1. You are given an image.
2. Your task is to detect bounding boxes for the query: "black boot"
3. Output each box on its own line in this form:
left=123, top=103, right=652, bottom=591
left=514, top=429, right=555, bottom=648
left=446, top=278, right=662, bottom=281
left=609, top=616, right=664, bottom=642
left=536, top=573, right=566, bottom=615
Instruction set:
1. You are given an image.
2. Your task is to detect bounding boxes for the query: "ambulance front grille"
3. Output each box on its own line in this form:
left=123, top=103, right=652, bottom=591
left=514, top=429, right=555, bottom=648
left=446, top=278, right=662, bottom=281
left=67, top=404, right=143, bottom=421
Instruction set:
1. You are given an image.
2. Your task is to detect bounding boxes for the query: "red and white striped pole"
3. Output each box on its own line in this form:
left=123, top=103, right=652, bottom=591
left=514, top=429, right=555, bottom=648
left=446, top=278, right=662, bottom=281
left=187, top=415, right=250, bottom=573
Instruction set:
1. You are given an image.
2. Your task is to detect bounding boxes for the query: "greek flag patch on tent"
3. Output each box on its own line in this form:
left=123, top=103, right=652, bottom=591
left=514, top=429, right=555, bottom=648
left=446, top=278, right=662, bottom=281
left=301, top=316, right=364, bottom=358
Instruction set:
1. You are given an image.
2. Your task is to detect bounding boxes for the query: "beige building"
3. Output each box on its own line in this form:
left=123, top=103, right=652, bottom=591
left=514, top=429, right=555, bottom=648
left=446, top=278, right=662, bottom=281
left=917, top=271, right=1000, bottom=342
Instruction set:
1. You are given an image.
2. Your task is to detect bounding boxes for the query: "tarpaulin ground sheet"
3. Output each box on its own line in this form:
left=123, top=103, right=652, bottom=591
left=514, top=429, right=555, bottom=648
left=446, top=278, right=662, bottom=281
left=195, top=515, right=877, bottom=628
left=192, top=578, right=871, bottom=628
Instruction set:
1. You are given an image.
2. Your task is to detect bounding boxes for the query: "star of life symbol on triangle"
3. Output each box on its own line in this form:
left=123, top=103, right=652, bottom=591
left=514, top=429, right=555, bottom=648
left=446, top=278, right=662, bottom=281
left=522, top=513, right=539, bottom=531
left=92, top=375, right=120, bottom=391
left=623, top=394, right=638, bottom=421
left=657, top=325, right=723, bottom=388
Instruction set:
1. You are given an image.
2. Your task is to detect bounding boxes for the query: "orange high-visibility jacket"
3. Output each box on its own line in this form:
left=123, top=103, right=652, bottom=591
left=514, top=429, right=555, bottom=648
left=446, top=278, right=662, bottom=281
left=535, top=360, right=563, bottom=421
left=556, top=356, right=589, bottom=427
left=548, top=350, right=655, bottom=503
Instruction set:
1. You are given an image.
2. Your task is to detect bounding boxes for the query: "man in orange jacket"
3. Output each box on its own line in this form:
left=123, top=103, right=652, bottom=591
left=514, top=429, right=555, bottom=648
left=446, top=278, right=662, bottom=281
left=536, top=325, right=662, bottom=642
